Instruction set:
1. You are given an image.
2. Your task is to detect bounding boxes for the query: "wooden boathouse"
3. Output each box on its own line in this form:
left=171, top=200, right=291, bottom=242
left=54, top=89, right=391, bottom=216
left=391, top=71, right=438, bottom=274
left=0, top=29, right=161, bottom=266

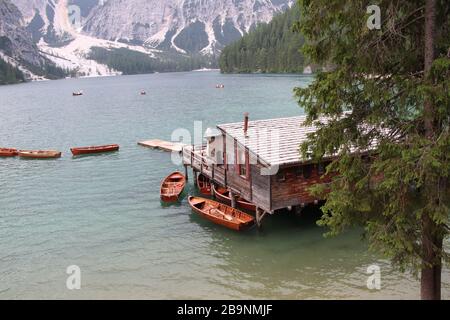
left=182, top=114, right=332, bottom=226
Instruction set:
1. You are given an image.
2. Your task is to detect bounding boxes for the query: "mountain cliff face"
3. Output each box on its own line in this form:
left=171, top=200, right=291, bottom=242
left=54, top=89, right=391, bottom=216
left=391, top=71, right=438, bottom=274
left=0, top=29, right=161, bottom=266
left=14, top=0, right=91, bottom=46
left=4, top=0, right=293, bottom=78
left=14, top=0, right=291, bottom=54
left=0, top=0, right=51, bottom=81
left=83, top=0, right=293, bottom=54
left=0, top=1, right=45, bottom=65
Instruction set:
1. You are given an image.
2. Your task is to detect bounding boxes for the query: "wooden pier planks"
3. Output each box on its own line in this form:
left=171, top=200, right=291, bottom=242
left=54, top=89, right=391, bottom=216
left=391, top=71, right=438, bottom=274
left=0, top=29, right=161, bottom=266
left=138, top=139, right=185, bottom=153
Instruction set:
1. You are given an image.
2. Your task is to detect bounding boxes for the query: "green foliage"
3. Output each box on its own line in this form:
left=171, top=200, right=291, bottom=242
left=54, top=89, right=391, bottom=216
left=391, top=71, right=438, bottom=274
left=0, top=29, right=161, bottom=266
left=89, top=47, right=218, bottom=74
left=294, top=0, right=450, bottom=274
left=21, top=59, right=70, bottom=80
left=0, top=58, right=25, bottom=85
left=220, top=5, right=305, bottom=73
left=0, top=57, right=69, bottom=85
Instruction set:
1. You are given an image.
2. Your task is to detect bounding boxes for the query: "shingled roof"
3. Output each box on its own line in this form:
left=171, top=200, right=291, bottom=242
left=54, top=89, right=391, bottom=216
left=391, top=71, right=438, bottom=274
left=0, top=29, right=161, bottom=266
left=217, top=115, right=318, bottom=167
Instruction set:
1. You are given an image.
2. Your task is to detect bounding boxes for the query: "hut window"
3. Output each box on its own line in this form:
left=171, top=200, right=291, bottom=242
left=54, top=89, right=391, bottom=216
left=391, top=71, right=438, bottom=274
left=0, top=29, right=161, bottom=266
left=237, top=149, right=249, bottom=179
left=239, top=163, right=247, bottom=177
left=303, top=165, right=313, bottom=179
left=277, top=171, right=286, bottom=182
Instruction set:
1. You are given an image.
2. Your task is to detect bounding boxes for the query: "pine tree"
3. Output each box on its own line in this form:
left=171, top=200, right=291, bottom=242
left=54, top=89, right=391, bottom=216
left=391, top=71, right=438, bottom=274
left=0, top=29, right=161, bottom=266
left=220, top=4, right=305, bottom=73
left=295, top=0, right=449, bottom=299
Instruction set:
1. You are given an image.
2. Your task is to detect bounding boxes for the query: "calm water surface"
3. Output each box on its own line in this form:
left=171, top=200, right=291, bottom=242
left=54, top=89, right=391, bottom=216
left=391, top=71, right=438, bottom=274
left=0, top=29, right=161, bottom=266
left=0, top=71, right=448, bottom=299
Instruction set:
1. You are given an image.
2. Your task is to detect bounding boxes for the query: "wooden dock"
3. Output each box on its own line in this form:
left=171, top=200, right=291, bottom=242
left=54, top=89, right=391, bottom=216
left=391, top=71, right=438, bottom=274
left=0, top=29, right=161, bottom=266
left=138, top=139, right=185, bottom=153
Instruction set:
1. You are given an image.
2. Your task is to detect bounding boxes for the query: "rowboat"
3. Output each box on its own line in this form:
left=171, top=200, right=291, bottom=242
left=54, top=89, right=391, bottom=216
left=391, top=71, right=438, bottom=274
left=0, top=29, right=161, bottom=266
left=188, top=196, right=255, bottom=231
left=73, top=91, right=83, bottom=96
left=18, top=150, right=62, bottom=159
left=197, top=173, right=212, bottom=195
left=71, top=144, right=119, bottom=156
left=0, top=148, right=18, bottom=157
left=160, top=172, right=186, bottom=202
left=213, top=184, right=256, bottom=212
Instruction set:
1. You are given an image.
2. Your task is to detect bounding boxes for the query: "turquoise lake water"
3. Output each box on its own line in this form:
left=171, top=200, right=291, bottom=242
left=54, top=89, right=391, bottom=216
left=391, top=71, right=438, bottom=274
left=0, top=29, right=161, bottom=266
left=0, top=71, right=448, bottom=299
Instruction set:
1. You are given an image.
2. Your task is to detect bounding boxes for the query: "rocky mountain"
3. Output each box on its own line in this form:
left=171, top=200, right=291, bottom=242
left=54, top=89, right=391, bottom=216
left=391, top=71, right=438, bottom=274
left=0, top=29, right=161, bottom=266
left=0, top=0, right=59, bottom=82
left=83, top=0, right=293, bottom=54
left=4, top=0, right=293, bottom=79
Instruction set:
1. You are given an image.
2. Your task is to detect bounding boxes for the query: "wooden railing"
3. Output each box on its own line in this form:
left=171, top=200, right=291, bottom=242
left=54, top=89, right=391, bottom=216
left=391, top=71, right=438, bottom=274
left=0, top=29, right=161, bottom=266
left=183, top=144, right=227, bottom=187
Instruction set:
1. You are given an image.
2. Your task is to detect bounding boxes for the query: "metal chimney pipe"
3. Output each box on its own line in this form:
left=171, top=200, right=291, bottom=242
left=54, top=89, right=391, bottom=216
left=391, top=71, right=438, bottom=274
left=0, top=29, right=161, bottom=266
left=244, top=112, right=249, bottom=136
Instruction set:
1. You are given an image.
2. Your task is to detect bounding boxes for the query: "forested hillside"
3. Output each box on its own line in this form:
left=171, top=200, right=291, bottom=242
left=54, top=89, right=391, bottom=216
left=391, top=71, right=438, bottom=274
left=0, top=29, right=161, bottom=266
left=0, top=59, right=25, bottom=85
left=219, top=5, right=305, bottom=73
left=89, top=47, right=218, bottom=75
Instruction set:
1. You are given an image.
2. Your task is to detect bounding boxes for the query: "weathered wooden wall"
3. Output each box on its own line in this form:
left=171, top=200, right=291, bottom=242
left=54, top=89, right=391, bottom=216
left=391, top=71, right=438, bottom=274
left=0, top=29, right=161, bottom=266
left=250, top=164, right=271, bottom=212
left=271, top=164, right=331, bottom=210
left=226, top=163, right=252, bottom=200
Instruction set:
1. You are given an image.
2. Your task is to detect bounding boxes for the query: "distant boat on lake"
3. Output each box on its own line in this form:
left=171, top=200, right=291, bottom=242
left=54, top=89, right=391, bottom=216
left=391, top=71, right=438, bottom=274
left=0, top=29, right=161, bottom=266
left=0, top=148, right=18, bottom=157
left=73, top=91, right=83, bottom=96
left=140, top=90, right=147, bottom=95
left=71, top=144, right=120, bottom=156
left=18, top=150, right=62, bottom=159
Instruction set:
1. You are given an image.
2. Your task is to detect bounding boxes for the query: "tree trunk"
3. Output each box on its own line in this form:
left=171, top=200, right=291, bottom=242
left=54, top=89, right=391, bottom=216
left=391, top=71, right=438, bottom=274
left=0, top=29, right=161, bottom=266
left=421, top=215, right=442, bottom=300
left=420, top=0, right=441, bottom=300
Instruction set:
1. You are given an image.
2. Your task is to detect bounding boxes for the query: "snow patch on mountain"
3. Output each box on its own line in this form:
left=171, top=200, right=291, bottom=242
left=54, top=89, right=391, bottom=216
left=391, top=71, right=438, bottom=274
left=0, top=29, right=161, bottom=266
left=83, top=0, right=294, bottom=54
left=39, top=34, right=160, bottom=77
left=10, top=0, right=294, bottom=78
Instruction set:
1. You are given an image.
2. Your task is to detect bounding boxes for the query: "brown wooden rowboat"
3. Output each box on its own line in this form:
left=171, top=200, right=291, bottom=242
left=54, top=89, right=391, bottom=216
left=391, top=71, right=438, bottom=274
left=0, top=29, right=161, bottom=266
left=18, top=150, right=62, bottom=159
left=212, top=184, right=256, bottom=212
left=71, top=144, right=119, bottom=156
left=188, top=196, right=255, bottom=231
left=0, top=148, right=18, bottom=157
left=197, top=173, right=212, bottom=196
left=160, top=172, right=186, bottom=202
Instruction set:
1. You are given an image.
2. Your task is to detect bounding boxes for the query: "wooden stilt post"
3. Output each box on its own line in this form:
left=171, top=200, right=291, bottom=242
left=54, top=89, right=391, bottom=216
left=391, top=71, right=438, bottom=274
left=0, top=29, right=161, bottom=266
left=193, top=170, right=198, bottom=188
left=229, top=190, right=237, bottom=208
left=211, top=182, right=215, bottom=197
left=294, top=205, right=303, bottom=217
left=184, top=165, right=189, bottom=182
left=256, top=207, right=265, bottom=228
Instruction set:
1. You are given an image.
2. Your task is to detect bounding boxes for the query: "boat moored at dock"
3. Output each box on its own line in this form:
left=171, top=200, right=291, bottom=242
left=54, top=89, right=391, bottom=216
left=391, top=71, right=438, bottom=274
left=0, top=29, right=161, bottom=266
left=188, top=196, right=255, bottom=231
left=212, top=184, right=256, bottom=212
left=71, top=144, right=120, bottom=156
left=160, top=172, right=186, bottom=202
left=197, top=173, right=211, bottom=196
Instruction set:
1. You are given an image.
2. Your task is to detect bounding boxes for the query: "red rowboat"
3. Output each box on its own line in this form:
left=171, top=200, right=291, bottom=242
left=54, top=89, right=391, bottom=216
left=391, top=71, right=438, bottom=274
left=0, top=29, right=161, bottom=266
left=212, top=184, right=256, bottom=212
left=197, top=173, right=212, bottom=196
left=188, top=196, right=255, bottom=231
left=71, top=144, right=119, bottom=156
left=0, top=148, right=18, bottom=157
left=18, top=150, right=62, bottom=159
left=160, top=172, right=186, bottom=202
